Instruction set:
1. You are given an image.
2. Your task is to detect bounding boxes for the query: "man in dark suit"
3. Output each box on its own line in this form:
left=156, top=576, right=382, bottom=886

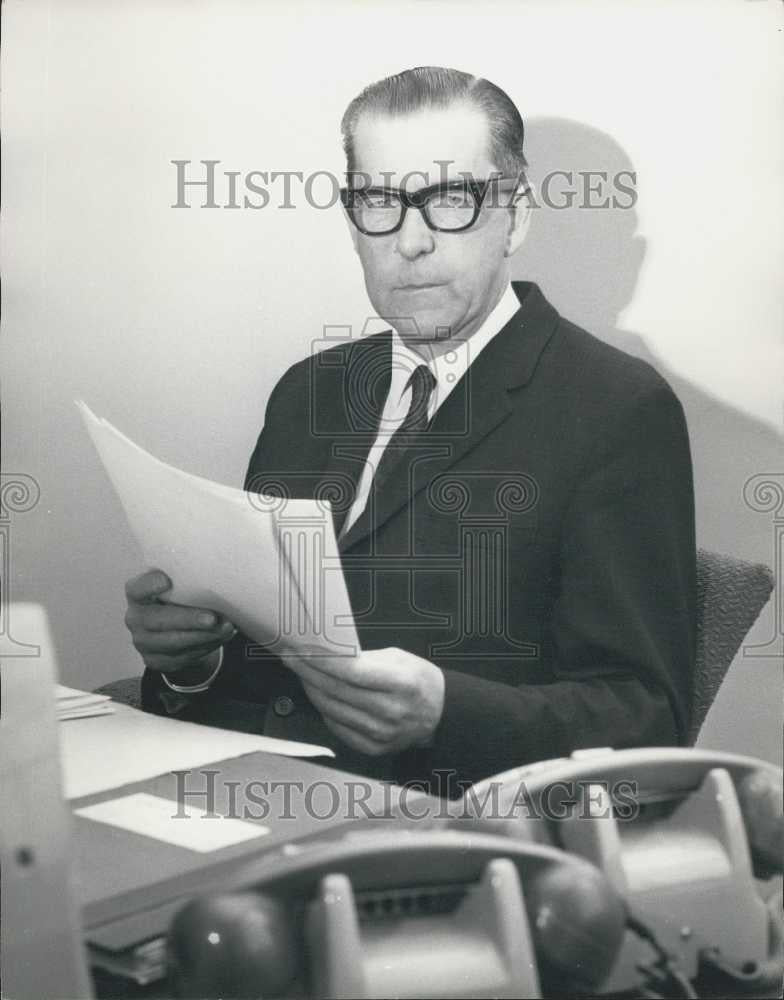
left=128, top=67, right=696, bottom=791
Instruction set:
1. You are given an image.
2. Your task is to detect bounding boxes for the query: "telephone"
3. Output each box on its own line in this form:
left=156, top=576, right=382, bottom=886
left=459, top=747, right=784, bottom=996
left=168, top=829, right=626, bottom=998
left=167, top=748, right=782, bottom=999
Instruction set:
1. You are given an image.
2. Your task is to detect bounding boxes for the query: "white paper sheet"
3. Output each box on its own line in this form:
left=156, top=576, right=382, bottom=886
left=74, top=792, right=270, bottom=852
left=57, top=685, right=112, bottom=704
left=60, top=701, right=334, bottom=800
left=59, top=704, right=116, bottom=721
left=56, top=684, right=115, bottom=720
left=76, top=400, right=359, bottom=658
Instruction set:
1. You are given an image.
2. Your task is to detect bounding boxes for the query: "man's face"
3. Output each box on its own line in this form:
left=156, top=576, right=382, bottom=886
left=347, top=103, right=527, bottom=353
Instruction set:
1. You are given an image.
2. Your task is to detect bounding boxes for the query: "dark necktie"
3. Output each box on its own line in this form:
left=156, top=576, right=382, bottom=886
left=401, top=364, right=437, bottom=432
left=371, top=363, right=437, bottom=491
left=338, top=364, right=437, bottom=543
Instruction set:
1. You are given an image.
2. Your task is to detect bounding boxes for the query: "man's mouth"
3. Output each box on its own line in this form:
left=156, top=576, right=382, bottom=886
left=396, top=282, right=445, bottom=291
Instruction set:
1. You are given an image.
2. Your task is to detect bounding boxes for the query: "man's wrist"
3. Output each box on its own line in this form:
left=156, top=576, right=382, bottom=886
left=162, top=647, right=224, bottom=693
left=414, top=664, right=445, bottom=748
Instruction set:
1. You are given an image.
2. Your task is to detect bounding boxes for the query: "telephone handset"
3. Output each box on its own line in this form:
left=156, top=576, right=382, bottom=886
left=167, top=748, right=782, bottom=999
left=460, top=747, right=784, bottom=996
left=169, top=829, right=626, bottom=999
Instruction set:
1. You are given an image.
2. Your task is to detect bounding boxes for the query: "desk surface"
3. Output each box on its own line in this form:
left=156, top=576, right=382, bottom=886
left=73, top=750, right=436, bottom=952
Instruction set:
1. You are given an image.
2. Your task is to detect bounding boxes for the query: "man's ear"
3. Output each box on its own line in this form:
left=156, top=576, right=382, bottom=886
left=504, top=184, right=535, bottom=258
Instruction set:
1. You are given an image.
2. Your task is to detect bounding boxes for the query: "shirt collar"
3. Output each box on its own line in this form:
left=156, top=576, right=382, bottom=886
left=388, top=283, right=521, bottom=416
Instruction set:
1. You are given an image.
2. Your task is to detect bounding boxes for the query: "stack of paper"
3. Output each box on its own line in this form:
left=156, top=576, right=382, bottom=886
left=56, top=685, right=115, bottom=722
left=60, top=700, right=334, bottom=799
left=76, top=401, right=359, bottom=659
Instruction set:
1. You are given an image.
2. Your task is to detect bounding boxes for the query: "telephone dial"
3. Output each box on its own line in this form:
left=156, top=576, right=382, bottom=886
left=168, top=748, right=783, bottom=999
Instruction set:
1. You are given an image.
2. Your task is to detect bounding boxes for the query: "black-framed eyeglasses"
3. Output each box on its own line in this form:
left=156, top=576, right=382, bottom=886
left=340, top=176, right=525, bottom=236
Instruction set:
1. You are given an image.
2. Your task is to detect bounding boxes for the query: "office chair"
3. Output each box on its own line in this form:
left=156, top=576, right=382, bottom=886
left=690, top=548, right=775, bottom=743
left=96, top=549, right=776, bottom=744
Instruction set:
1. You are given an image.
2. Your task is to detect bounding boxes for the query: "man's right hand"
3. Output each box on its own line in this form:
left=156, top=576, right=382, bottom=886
left=124, top=570, right=236, bottom=683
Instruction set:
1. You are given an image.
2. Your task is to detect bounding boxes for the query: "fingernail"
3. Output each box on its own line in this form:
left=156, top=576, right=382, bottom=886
left=198, top=612, right=216, bottom=627
left=222, top=622, right=236, bottom=634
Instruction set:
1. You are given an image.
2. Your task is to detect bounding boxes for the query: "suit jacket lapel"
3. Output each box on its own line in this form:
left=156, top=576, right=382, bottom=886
left=338, top=282, right=560, bottom=554
left=319, top=333, right=392, bottom=540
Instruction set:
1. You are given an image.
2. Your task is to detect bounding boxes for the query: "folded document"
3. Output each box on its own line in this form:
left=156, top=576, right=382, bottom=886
left=77, top=401, right=359, bottom=658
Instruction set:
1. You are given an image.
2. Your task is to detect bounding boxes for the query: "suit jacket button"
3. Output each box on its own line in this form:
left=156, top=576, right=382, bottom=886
left=273, top=695, right=295, bottom=717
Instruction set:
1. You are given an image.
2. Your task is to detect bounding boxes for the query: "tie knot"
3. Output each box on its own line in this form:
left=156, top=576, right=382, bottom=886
left=403, top=364, right=436, bottom=431
left=408, top=363, right=436, bottom=391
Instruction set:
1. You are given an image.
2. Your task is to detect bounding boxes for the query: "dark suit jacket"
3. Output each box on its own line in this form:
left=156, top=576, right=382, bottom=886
left=143, top=282, right=696, bottom=791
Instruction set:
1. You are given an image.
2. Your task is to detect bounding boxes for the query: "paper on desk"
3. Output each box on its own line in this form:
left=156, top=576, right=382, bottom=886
left=57, top=685, right=111, bottom=702
left=58, top=703, right=116, bottom=721
left=76, top=400, right=359, bottom=658
left=74, top=792, right=270, bottom=852
left=60, top=701, right=334, bottom=800
left=56, top=684, right=115, bottom=721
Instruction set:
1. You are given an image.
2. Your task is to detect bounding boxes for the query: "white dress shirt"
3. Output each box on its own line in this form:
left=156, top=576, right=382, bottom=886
left=341, top=283, right=521, bottom=537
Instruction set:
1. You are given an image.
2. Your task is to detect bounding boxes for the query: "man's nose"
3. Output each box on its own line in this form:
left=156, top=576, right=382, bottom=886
left=395, top=207, right=435, bottom=260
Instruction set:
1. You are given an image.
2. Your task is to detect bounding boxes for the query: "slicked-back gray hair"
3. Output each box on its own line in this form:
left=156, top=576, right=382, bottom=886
left=341, top=66, right=528, bottom=178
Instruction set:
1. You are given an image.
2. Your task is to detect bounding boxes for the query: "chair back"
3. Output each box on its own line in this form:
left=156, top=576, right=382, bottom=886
left=692, top=548, right=775, bottom=742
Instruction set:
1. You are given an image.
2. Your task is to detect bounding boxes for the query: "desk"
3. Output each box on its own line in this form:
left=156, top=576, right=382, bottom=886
left=71, top=747, right=439, bottom=992
left=71, top=748, right=784, bottom=1000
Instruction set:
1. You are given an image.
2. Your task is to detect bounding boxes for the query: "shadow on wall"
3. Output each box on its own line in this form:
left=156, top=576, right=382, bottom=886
left=513, top=118, right=782, bottom=764
left=512, top=117, right=783, bottom=567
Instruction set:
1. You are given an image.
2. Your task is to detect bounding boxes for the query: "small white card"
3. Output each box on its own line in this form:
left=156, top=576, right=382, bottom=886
left=75, top=792, right=270, bottom=852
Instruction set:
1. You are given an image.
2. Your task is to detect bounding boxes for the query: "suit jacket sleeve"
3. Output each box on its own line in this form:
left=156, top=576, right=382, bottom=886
left=430, top=379, right=696, bottom=785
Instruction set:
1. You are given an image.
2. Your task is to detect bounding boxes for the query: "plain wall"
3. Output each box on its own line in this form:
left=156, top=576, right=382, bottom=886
left=3, top=0, right=782, bottom=765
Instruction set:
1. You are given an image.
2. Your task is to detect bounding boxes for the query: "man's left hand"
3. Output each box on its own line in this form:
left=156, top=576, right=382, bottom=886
left=282, top=647, right=445, bottom=756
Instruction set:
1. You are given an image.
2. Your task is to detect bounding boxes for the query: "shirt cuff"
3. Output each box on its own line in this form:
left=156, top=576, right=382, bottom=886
left=161, top=646, right=224, bottom=694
